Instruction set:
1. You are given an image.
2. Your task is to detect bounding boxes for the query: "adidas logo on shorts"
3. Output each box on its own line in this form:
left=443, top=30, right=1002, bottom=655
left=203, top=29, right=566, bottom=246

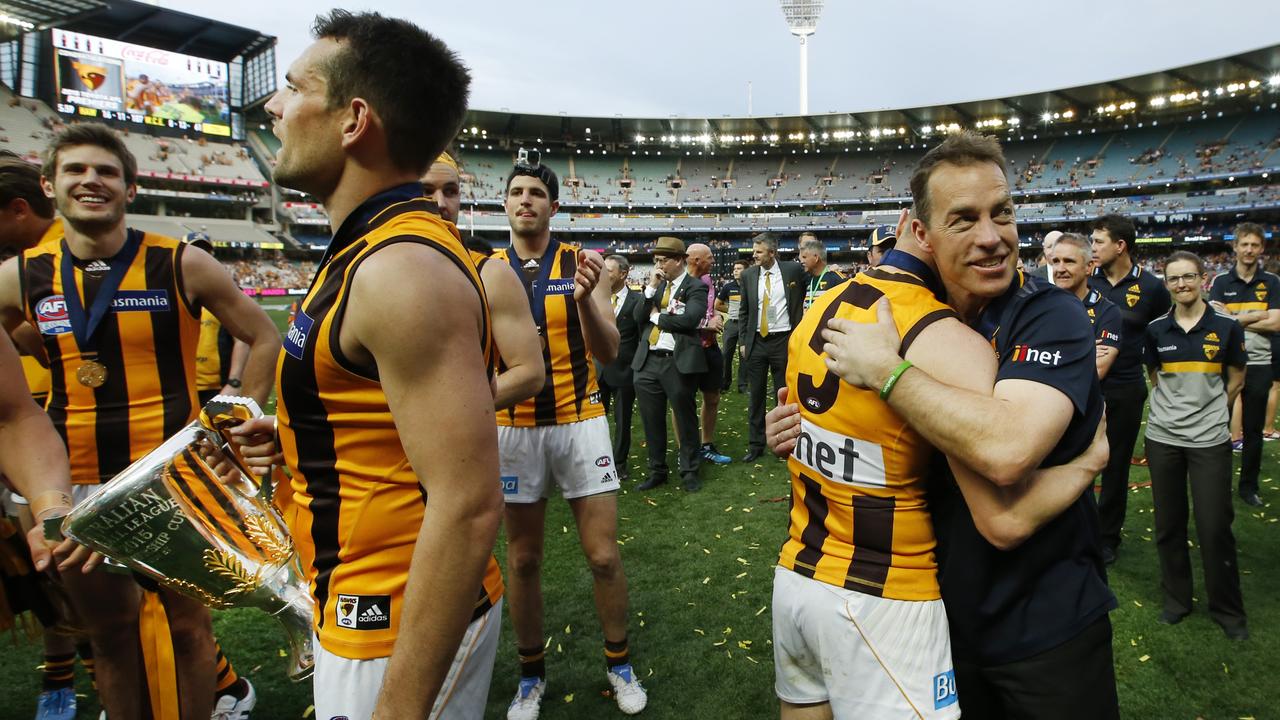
left=336, top=594, right=391, bottom=630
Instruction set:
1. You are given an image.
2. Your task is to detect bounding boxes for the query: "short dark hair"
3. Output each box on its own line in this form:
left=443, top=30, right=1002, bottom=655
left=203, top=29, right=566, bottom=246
left=1165, top=250, right=1204, bottom=275
left=312, top=10, right=471, bottom=175
left=1234, top=221, right=1266, bottom=245
left=506, top=163, right=559, bottom=202
left=42, top=123, right=137, bottom=187
left=732, top=259, right=748, bottom=269
left=909, top=131, right=1007, bottom=224
left=752, top=232, right=778, bottom=252
left=605, top=254, right=630, bottom=272
left=0, top=158, right=54, bottom=218
left=1091, top=214, right=1136, bottom=254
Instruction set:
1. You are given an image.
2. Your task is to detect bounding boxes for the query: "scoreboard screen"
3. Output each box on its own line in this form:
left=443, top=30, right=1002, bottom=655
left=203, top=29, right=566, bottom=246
left=51, top=28, right=232, bottom=137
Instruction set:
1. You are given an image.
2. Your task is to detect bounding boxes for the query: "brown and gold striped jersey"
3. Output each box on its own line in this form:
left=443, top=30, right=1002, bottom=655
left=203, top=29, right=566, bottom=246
left=20, top=231, right=200, bottom=485
left=779, top=267, right=956, bottom=601
left=276, top=189, right=502, bottom=660
left=491, top=240, right=604, bottom=427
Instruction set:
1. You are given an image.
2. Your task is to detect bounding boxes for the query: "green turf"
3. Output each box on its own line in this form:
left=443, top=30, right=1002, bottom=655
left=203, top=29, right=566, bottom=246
left=1, top=306, right=1276, bottom=719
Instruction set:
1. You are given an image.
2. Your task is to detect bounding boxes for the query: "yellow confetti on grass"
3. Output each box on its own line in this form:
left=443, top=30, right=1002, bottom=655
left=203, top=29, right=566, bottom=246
left=746, top=656, right=760, bottom=664
left=694, top=628, right=706, bottom=635
left=736, top=557, right=750, bottom=565
left=703, top=548, right=711, bottom=555
left=1139, top=655, right=1150, bottom=662
left=756, top=606, right=768, bottom=616
left=564, top=624, right=572, bottom=635
left=732, top=525, right=744, bottom=532
left=564, top=694, right=574, bottom=703
left=703, top=577, right=711, bottom=584
left=303, top=706, right=315, bottom=718
left=735, top=572, right=749, bottom=579
left=1133, top=600, right=1143, bottom=608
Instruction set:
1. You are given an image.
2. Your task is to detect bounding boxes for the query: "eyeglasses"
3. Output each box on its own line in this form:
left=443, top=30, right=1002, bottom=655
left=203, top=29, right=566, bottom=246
left=1165, top=272, right=1202, bottom=286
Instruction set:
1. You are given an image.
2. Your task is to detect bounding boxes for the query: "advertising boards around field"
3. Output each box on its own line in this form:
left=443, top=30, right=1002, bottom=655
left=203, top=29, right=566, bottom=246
left=51, top=28, right=231, bottom=137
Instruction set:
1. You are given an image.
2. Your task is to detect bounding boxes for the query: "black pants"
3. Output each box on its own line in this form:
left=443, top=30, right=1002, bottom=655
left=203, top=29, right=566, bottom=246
left=599, top=377, right=636, bottom=478
left=1098, top=380, right=1148, bottom=549
left=720, top=319, right=744, bottom=391
left=1147, top=437, right=1246, bottom=630
left=746, top=332, right=789, bottom=451
left=954, top=615, right=1119, bottom=720
left=634, top=352, right=700, bottom=479
left=1239, top=364, right=1272, bottom=496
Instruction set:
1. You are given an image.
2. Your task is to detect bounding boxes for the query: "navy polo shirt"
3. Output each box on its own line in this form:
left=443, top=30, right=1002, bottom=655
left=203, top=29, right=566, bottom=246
left=1145, top=307, right=1247, bottom=447
left=930, top=272, right=1116, bottom=665
left=1088, top=263, right=1171, bottom=387
left=1083, top=288, right=1122, bottom=350
left=1207, top=267, right=1280, bottom=365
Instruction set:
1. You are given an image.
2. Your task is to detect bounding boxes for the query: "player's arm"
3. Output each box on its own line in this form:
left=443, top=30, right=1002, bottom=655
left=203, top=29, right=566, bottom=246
left=575, top=249, right=619, bottom=364
left=1094, top=305, right=1121, bottom=380
left=221, top=338, right=250, bottom=396
left=345, top=245, right=502, bottom=717
left=903, top=319, right=1105, bottom=549
left=0, top=335, right=97, bottom=573
left=1225, top=320, right=1247, bottom=406
left=822, top=297, right=1075, bottom=487
left=0, top=259, right=40, bottom=357
left=180, top=247, right=280, bottom=405
left=481, top=259, right=545, bottom=409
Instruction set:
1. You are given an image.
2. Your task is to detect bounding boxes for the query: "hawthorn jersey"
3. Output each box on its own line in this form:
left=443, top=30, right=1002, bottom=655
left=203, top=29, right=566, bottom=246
left=491, top=240, right=604, bottom=427
left=19, top=231, right=200, bottom=484
left=275, top=188, right=502, bottom=659
left=195, top=309, right=224, bottom=391
left=18, top=219, right=64, bottom=405
left=778, top=265, right=957, bottom=601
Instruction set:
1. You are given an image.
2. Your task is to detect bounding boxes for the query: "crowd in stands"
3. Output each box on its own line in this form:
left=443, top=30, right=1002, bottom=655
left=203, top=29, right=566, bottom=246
left=227, top=257, right=316, bottom=289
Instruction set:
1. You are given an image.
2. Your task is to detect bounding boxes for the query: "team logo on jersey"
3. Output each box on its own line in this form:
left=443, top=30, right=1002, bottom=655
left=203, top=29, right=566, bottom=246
left=1008, top=344, right=1062, bottom=366
left=284, top=310, right=314, bottom=360
left=500, top=475, right=519, bottom=494
left=111, top=290, right=170, bottom=312
left=1204, top=343, right=1219, bottom=360
left=588, top=391, right=601, bottom=405
left=1126, top=284, right=1141, bottom=307
left=1087, top=307, right=1096, bottom=318
left=1256, top=287, right=1268, bottom=301
left=1100, top=329, right=1120, bottom=344
left=35, top=295, right=71, bottom=335
left=1205, top=332, right=1220, bottom=343
left=933, top=670, right=958, bottom=710
left=335, top=594, right=390, bottom=630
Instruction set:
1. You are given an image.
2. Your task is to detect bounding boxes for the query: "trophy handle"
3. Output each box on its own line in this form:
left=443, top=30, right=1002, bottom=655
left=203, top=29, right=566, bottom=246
left=199, top=396, right=270, bottom=496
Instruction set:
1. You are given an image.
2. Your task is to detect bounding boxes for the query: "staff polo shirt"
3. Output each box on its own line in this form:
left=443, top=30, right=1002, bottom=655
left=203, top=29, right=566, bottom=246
left=1207, top=266, right=1280, bottom=365
left=1088, top=263, right=1171, bottom=387
left=1145, top=307, right=1247, bottom=447
left=1083, top=288, right=1122, bottom=350
left=930, top=272, right=1115, bottom=666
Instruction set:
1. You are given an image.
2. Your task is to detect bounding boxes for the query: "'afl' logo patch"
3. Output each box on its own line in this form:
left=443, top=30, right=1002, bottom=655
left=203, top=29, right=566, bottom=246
left=595, top=456, right=612, bottom=468
left=35, top=295, right=71, bottom=335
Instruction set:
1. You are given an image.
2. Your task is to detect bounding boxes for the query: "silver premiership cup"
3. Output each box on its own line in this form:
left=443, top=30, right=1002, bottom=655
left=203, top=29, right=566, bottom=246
left=62, top=396, right=314, bottom=680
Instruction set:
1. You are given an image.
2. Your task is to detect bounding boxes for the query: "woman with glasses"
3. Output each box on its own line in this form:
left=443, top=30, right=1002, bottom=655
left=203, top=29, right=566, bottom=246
left=1143, top=251, right=1250, bottom=639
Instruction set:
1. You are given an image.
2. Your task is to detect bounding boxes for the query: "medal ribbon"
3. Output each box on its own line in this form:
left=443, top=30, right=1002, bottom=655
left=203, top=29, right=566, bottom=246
left=507, top=238, right=562, bottom=336
left=60, top=228, right=143, bottom=356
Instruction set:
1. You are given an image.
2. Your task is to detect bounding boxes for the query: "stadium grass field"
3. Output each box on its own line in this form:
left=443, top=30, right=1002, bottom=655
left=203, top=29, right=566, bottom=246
left=1, top=299, right=1277, bottom=719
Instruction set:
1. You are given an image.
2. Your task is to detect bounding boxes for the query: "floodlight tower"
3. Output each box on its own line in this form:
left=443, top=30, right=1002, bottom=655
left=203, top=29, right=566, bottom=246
left=779, top=0, right=824, bottom=115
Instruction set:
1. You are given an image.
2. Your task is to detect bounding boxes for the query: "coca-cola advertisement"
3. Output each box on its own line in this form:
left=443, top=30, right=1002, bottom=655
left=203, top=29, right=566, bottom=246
left=52, top=28, right=231, bottom=136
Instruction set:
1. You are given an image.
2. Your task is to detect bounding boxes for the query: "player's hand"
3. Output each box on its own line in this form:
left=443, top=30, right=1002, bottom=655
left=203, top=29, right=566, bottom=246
left=574, top=250, right=604, bottom=301
left=1072, top=413, right=1110, bottom=478
left=766, top=387, right=801, bottom=457
left=1209, top=300, right=1230, bottom=315
left=27, top=524, right=101, bottom=574
left=706, top=312, right=725, bottom=333
left=739, top=344, right=746, bottom=359
left=229, top=415, right=283, bottom=474
left=821, top=297, right=903, bottom=389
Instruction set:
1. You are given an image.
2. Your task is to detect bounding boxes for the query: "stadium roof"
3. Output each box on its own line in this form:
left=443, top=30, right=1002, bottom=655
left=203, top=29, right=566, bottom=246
left=462, top=45, right=1280, bottom=147
left=2, top=0, right=273, bottom=61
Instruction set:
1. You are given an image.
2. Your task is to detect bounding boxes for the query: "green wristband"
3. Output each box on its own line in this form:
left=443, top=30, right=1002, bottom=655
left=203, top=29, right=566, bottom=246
left=879, top=360, right=914, bottom=401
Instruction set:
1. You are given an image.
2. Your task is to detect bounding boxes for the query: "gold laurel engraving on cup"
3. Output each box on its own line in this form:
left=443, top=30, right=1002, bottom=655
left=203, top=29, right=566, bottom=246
left=203, top=549, right=261, bottom=598
left=244, top=513, right=291, bottom=564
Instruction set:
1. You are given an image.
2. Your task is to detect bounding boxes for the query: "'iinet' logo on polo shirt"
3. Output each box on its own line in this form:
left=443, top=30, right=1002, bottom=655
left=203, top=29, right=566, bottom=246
left=1008, top=345, right=1062, bottom=366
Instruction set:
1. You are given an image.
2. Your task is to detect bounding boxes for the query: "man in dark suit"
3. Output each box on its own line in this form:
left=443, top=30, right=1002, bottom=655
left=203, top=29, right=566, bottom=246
left=597, top=254, right=641, bottom=480
left=633, top=237, right=710, bottom=491
left=738, top=231, right=805, bottom=461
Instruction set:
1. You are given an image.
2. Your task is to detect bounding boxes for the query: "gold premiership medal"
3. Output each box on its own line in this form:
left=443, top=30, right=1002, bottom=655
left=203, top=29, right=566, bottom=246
left=77, top=360, right=108, bottom=388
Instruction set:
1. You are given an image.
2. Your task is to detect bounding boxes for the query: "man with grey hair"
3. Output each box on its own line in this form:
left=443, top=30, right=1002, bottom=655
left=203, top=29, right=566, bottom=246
left=1039, top=230, right=1064, bottom=281
left=598, top=254, right=642, bottom=480
left=1049, top=233, right=1122, bottom=379
left=738, top=232, right=805, bottom=462
left=797, top=234, right=844, bottom=313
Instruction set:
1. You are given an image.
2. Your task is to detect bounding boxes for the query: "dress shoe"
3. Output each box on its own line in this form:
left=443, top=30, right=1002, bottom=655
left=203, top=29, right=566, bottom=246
left=742, top=448, right=763, bottom=463
left=681, top=475, right=702, bottom=493
left=1157, top=610, right=1186, bottom=625
left=1219, top=622, right=1250, bottom=641
left=1101, top=545, right=1117, bottom=566
left=637, top=476, right=667, bottom=491
left=1239, top=491, right=1263, bottom=507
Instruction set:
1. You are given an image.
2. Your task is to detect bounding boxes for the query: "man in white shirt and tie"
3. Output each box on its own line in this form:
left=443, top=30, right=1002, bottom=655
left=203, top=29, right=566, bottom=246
left=737, top=232, right=805, bottom=462
left=598, top=255, right=642, bottom=480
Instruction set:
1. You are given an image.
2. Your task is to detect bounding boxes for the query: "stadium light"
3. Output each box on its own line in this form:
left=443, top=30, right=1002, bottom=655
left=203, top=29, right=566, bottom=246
left=778, top=0, right=824, bottom=115
left=1270, top=75, right=1280, bottom=87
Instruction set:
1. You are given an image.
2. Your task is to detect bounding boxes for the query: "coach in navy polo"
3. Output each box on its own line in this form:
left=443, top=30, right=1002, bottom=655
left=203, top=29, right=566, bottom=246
left=1207, top=222, right=1280, bottom=507
left=1088, top=214, right=1171, bottom=564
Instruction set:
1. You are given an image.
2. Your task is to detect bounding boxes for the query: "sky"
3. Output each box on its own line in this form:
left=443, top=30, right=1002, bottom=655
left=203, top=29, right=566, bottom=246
left=161, top=0, right=1280, bottom=118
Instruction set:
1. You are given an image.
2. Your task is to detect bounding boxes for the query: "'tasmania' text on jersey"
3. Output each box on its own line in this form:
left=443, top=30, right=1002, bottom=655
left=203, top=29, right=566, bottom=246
left=779, top=265, right=957, bottom=600
left=275, top=185, right=503, bottom=659
left=19, top=230, right=200, bottom=484
left=491, top=240, right=604, bottom=427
